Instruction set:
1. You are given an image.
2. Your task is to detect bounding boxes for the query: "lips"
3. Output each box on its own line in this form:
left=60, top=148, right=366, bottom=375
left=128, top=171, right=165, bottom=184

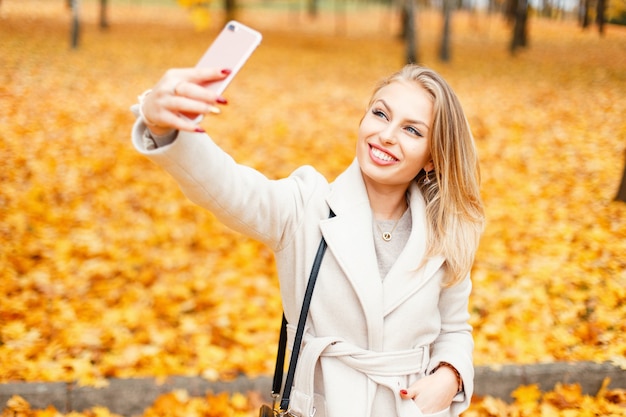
left=370, top=145, right=398, bottom=164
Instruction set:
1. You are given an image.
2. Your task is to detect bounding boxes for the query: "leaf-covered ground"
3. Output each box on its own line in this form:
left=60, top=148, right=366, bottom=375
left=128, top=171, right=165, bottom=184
left=1, top=0, right=625, bottom=404
left=3, top=380, right=626, bottom=417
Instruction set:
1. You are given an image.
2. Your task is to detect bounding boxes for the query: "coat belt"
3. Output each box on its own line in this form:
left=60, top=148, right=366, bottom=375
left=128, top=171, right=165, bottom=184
left=287, top=327, right=430, bottom=417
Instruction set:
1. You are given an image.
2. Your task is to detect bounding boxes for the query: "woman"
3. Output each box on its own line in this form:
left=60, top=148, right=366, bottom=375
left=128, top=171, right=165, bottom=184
left=132, top=64, right=484, bottom=417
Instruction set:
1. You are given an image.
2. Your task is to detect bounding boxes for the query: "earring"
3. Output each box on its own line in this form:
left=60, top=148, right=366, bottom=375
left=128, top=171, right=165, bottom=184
left=423, top=171, right=432, bottom=185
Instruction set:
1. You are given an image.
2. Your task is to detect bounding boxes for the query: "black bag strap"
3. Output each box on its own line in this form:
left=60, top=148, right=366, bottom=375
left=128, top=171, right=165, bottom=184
left=271, top=209, right=335, bottom=412
left=271, top=314, right=288, bottom=395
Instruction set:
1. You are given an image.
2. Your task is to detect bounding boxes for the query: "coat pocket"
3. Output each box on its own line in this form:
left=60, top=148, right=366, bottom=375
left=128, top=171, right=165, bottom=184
left=289, top=390, right=327, bottom=417
left=311, top=394, right=327, bottom=417
left=401, top=401, right=451, bottom=417
left=421, top=406, right=451, bottom=417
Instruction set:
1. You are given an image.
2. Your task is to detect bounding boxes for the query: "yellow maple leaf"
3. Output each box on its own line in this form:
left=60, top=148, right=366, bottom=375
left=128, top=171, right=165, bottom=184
left=511, top=384, right=542, bottom=409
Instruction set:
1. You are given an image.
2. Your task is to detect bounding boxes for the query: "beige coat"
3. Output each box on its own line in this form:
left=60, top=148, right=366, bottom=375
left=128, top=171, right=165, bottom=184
left=132, top=120, right=474, bottom=417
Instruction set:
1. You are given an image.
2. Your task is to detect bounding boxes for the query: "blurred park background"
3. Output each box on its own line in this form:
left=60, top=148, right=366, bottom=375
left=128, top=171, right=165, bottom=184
left=1, top=0, right=625, bottom=415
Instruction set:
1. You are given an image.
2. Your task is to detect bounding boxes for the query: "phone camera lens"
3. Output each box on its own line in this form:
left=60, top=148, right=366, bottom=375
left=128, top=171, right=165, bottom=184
left=227, top=23, right=236, bottom=31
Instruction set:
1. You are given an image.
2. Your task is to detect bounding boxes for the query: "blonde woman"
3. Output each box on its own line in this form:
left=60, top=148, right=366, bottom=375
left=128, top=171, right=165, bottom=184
left=132, top=64, right=484, bottom=417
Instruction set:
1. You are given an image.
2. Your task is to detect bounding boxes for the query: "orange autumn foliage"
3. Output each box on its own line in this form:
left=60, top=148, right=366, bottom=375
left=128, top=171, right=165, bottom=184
left=2, top=380, right=626, bottom=417
left=1, top=0, right=625, bottom=398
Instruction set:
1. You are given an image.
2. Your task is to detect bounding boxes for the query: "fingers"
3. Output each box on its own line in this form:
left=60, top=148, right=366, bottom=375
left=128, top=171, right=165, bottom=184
left=174, top=67, right=231, bottom=86
left=399, top=389, right=416, bottom=400
left=400, top=375, right=456, bottom=414
left=400, top=388, right=443, bottom=414
left=140, top=67, right=231, bottom=133
left=172, top=74, right=229, bottom=103
left=172, top=81, right=227, bottom=114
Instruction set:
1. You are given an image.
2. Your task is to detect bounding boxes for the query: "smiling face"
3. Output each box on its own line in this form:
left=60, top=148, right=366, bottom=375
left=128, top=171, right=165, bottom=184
left=356, top=79, right=435, bottom=194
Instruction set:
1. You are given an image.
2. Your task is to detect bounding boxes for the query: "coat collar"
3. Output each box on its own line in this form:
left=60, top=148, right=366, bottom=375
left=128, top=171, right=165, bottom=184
left=320, top=160, right=445, bottom=343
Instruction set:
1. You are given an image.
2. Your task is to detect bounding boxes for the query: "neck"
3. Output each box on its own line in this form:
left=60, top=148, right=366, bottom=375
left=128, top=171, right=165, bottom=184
left=369, top=189, right=409, bottom=220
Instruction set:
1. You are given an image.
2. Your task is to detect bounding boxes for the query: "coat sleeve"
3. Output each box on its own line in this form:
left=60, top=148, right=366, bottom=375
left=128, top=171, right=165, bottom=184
left=131, top=117, right=326, bottom=251
left=427, top=273, right=474, bottom=415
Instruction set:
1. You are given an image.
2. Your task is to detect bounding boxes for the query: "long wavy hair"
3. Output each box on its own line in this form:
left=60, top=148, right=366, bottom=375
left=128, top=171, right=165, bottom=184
left=371, top=65, right=485, bottom=286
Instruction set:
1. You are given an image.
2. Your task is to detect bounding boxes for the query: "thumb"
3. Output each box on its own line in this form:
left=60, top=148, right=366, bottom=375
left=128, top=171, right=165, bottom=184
left=399, top=389, right=417, bottom=400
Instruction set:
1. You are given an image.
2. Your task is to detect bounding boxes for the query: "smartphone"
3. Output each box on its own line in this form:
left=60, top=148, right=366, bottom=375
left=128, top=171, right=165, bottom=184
left=196, top=20, right=262, bottom=95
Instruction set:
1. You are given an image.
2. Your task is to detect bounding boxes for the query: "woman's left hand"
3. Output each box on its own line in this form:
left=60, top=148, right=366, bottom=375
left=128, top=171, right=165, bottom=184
left=399, top=366, right=459, bottom=413
left=140, top=67, right=230, bottom=136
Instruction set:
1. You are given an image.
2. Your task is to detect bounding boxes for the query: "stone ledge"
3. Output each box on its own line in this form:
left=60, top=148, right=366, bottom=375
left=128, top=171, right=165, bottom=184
left=473, top=361, right=625, bottom=400
left=1, top=362, right=624, bottom=416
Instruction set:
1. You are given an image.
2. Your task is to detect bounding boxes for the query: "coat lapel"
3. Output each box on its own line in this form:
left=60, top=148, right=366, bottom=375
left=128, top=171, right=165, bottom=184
left=321, top=160, right=385, bottom=347
left=382, top=182, right=446, bottom=316
left=318, top=160, right=446, bottom=341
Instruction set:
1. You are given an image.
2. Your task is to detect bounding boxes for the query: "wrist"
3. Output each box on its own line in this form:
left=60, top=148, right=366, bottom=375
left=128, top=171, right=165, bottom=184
left=137, top=89, right=172, bottom=136
left=137, top=89, right=158, bottom=125
left=147, top=125, right=175, bottom=137
left=431, top=362, right=463, bottom=393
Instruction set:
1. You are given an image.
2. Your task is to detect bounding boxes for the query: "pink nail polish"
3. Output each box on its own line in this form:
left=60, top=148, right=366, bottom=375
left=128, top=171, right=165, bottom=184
left=195, top=128, right=206, bottom=133
left=216, top=96, right=228, bottom=105
left=221, top=69, right=232, bottom=75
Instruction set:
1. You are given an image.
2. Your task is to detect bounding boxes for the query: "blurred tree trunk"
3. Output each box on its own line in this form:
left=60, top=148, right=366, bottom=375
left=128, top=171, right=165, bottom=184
left=509, top=0, right=528, bottom=54
left=488, top=0, right=499, bottom=13
left=580, top=0, right=592, bottom=28
left=308, top=0, right=319, bottom=18
left=439, top=0, right=452, bottom=62
left=224, top=0, right=236, bottom=24
left=596, top=0, right=606, bottom=35
left=617, top=155, right=626, bottom=202
left=100, top=0, right=109, bottom=29
left=402, top=0, right=418, bottom=64
left=70, top=0, right=80, bottom=48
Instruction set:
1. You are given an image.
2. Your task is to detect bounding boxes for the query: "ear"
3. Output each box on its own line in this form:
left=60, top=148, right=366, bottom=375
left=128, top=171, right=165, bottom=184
left=424, top=160, right=434, bottom=173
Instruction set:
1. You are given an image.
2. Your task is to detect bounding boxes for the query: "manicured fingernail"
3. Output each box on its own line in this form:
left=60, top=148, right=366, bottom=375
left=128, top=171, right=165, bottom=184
left=399, top=390, right=408, bottom=396
left=216, top=96, right=228, bottom=105
left=207, top=105, right=221, bottom=114
left=221, top=69, right=232, bottom=75
left=194, top=127, right=206, bottom=133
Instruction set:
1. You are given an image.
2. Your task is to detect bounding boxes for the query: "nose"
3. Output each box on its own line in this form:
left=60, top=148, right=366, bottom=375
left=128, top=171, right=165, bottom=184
left=379, top=124, right=396, bottom=144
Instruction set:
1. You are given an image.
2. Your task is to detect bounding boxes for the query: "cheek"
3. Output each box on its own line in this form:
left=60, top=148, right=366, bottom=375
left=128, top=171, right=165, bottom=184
left=358, top=115, right=380, bottom=136
left=356, top=123, right=369, bottom=149
left=403, top=142, right=432, bottom=166
left=355, top=133, right=368, bottom=160
left=357, top=120, right=368, bottom=138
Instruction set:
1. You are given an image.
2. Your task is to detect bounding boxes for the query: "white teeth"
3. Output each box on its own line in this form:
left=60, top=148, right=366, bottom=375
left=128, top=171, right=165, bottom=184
left=372, top=147, right=396, bottom=162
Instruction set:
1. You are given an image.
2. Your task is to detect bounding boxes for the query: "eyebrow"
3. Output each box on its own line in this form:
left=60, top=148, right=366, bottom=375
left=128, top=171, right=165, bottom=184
left=376, top=99, right=431, bottom=130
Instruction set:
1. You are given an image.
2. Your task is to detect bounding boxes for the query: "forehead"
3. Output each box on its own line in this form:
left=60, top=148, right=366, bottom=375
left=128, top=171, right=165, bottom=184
left=372, top=80, right=433, bottom=121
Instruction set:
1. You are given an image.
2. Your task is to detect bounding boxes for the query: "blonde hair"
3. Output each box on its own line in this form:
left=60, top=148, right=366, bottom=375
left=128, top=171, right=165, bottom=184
left=372, top=65, right=485, bottom=286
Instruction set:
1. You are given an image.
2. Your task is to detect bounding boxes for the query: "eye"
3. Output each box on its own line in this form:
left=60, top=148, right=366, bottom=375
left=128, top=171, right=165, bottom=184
left=372, top=108, right=388, bottom=120
left=405, top=125, right=424, bottom=137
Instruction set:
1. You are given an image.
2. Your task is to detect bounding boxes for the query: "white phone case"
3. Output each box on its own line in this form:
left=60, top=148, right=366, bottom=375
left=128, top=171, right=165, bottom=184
left=195, top=20, right=262, bottom=94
